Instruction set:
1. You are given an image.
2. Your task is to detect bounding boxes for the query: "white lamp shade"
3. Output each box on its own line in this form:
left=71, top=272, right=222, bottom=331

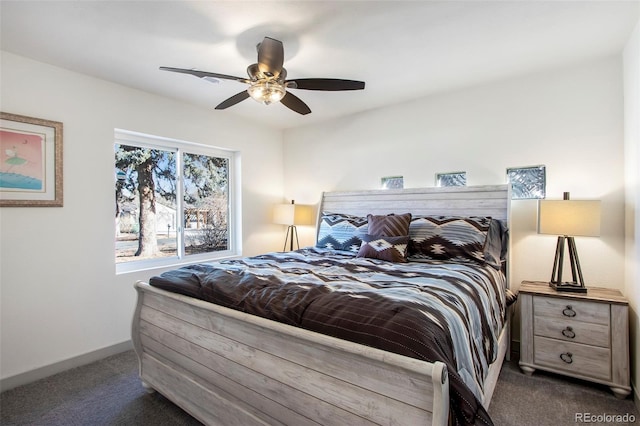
left=273, top=203, right=313, bottom=226
left=538, top=199, right=601, bottom=237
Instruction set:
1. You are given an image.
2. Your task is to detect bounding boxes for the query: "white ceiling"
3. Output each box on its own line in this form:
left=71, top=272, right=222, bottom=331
left=1, top=1, right=638, bottom=130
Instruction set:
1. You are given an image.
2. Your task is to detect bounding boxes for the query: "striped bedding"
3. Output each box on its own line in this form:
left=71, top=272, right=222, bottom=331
left=150, top=247, right=507, bottom=426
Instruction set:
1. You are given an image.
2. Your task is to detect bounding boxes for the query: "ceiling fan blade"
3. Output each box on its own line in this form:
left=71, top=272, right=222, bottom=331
left=280, top=92, right=311, bottom=115
left=257, top=37, right=284, bottom=77
left=215, top=91, right=250, bottom=110
left=160, top=66, right=248, bottom=83
left=287, top=78, right=365, bottom=91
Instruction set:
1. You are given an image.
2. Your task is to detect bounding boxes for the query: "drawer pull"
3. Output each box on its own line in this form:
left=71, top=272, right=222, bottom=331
left=562, top=305, right=576, bottom=317
left=561, top=327, right=576, bottom=339
left=560, top=352, right=573, bottom=364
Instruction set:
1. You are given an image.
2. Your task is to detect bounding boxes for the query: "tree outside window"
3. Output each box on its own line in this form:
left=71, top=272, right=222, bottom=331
left=115, top=131, right=235, bottom=271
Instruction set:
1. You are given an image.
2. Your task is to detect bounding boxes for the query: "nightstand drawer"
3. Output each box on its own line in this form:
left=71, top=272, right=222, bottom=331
left=534, top=316, right=610, bottom=347
left=534, top=336, right=611, bottom=381
left=534, top=296, right=609, bottom=326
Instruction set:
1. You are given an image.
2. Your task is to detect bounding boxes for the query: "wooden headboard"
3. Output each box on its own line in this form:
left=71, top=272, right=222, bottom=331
left=319, top=184, right=511, bottom=222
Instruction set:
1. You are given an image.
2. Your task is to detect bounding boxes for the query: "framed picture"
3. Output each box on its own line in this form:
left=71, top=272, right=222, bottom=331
left=0, top=112, right=63, bottom=207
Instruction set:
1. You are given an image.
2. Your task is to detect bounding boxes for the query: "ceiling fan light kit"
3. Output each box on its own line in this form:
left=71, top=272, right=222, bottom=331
left=248, top=80, right=286, bottom=105
left=160, top=36, right=365, bottom=115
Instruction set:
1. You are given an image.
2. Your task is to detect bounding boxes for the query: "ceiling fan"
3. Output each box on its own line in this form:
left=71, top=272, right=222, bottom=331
left=160, top=37, right=365, bottom=115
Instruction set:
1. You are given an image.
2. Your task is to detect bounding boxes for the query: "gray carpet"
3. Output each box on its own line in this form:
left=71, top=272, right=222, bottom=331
left=0, top=351, right=199, bottom=426
left=1, top=350, right=637, bottom=425
left=490, top=359, right=638, bottom=425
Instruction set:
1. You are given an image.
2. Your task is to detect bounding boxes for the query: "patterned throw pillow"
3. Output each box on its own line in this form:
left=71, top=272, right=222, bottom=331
left=316, top=212, right=368, bottom=252
left=367, top=213, right=412, bottom=237
left=407, top=216, right=492, bottom=264
left=357, top=234, right=409, bottom=263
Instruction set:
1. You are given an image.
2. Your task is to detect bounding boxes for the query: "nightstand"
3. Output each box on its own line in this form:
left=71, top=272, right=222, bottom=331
left=519, top=281, right=631, bottom=399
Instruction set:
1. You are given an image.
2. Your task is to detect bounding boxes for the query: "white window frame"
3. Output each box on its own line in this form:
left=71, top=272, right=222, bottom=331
left=115, top=129, right=241, bottom=274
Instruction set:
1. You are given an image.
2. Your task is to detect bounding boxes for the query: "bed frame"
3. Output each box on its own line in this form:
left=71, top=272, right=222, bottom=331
left=132, top=184, right=511, bottom=425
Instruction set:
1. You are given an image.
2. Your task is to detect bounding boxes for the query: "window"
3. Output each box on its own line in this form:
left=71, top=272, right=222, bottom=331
left=506, top=165, right=546, bottom=199
left=115, top=130, right=238, bottom=273
left=436, top=171, right=467, bottom=187
left=381, top=175, right=404, bottom=189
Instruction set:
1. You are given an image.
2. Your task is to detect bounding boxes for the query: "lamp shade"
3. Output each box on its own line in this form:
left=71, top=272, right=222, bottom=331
left=273, top=202, right=313, bottom=226
left=538, top=199, right=601, bottom=237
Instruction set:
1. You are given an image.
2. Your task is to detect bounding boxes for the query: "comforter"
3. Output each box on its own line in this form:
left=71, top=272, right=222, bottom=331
left=150, top=248, right=507, bottom=426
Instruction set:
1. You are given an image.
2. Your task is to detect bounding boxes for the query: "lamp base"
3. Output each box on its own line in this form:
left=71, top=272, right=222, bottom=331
left=549, top=281, right=588, bottom=293
left=282, top=225, right=300, bottom=252
left=549, top=235, right=589, bottom=293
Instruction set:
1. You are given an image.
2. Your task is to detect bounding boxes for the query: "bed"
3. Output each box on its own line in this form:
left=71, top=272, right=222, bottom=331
left=132, top=184, right=512, bottom=426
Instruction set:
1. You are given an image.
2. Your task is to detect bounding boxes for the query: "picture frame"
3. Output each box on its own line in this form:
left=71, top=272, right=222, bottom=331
left=0, top=112, right=63, bottom=207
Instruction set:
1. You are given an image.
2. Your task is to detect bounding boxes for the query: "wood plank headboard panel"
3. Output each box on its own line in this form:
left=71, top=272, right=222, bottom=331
left=319, top=185, right=511, bottom=222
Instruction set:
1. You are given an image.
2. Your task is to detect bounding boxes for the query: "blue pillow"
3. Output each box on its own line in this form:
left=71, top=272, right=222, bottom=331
left=316, top=212, right=368, bottom=252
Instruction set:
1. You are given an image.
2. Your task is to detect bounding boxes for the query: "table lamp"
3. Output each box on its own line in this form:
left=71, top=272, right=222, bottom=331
left=537, top=192, right=601, bottom=293
left=273, top=200, right=313, bottom=251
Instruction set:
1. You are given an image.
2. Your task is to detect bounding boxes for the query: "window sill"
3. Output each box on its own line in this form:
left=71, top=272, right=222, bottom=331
left=115, top=251, right=242, bottom=275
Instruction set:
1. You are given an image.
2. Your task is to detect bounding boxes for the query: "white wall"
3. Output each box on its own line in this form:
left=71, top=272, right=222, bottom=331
left=623, top=19, right=640, bottom=407
left=2, top=47, right=636, bottom=397
left=0, top=51, right=285, bottom=384
left=283, top=56, right=626, bottom=341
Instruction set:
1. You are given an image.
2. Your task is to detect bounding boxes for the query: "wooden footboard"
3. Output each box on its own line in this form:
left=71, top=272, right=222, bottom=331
left=132, top=281, right=450, bottom=426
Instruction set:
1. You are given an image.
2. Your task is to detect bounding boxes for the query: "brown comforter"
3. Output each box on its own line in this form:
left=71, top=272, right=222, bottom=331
left=150, top=248, right=508, bottom=425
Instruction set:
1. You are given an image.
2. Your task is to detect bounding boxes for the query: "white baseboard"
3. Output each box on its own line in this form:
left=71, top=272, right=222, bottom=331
left=0, top=340, right=133, bottom=392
